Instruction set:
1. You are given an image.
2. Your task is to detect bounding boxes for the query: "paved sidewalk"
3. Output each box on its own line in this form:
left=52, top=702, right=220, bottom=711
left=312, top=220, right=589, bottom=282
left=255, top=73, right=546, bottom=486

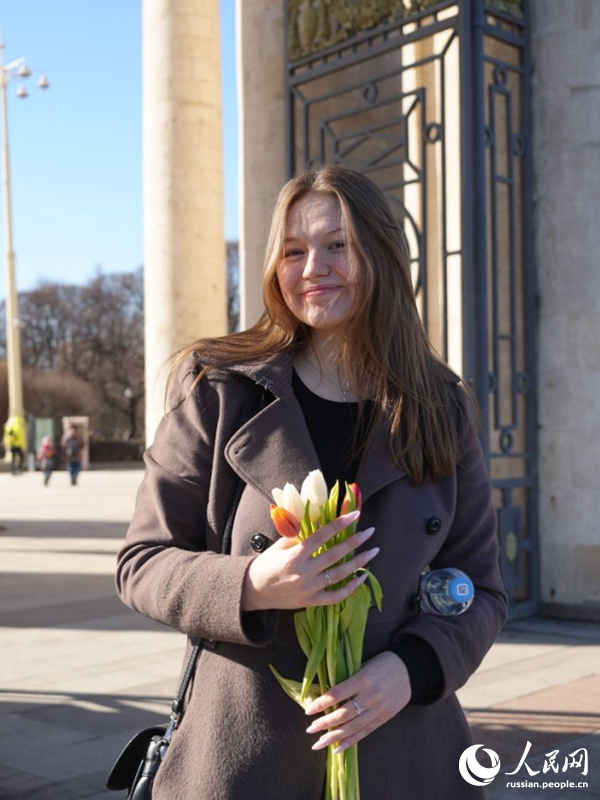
left=0, top=469, right=598, bottom=799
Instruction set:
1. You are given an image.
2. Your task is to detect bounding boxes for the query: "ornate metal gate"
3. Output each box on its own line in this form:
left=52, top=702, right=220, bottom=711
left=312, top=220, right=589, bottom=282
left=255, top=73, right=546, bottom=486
left=284, top=0, right=537, bottom=618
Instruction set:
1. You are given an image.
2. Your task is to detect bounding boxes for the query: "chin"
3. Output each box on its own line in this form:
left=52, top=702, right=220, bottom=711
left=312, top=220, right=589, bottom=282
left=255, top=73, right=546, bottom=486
left=304, top=301, right=352, bottom=325
left=305, top=316, right=351, bottom=335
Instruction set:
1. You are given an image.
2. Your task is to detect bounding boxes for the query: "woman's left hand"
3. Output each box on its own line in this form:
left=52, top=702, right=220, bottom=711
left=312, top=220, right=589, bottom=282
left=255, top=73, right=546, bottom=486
left=304, top=651, right=412, bottom=753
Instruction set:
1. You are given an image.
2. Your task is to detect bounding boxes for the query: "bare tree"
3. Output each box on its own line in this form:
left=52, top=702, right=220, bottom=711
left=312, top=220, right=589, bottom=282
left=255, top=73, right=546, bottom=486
left=24, top=367, right=101, bottom=421
left=73, top=270, right=145, bottom=439
left=0, top=268, right=145, bottom=440
left=0, top=249, right=240, bottom=440
left=16, top=283, right=75, bottom=370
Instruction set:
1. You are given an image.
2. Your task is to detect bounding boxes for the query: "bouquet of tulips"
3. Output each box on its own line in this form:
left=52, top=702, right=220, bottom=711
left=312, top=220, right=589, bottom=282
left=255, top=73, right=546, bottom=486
left=269, top=469, right=382, bottom=800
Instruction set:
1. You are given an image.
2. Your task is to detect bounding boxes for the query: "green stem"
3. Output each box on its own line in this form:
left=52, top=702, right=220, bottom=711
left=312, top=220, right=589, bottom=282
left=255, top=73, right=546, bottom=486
left=326, top=604, right=337, bottom=689
left=348, top=745, right=360, bottom=800
left=339, top=750, right=348, bottom=800
left=325, top=746, right=332, bottom=800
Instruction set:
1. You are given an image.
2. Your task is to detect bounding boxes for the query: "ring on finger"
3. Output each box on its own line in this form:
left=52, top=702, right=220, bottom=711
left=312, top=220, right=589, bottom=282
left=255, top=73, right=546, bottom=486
left=325, top=570, right=332, bottom=587
left=353, top=698, right=365, bottom=717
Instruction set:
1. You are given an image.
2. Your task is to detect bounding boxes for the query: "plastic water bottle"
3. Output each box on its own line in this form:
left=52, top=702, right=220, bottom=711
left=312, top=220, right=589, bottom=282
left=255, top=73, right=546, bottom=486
left=419, top=568, right=474, bottom=616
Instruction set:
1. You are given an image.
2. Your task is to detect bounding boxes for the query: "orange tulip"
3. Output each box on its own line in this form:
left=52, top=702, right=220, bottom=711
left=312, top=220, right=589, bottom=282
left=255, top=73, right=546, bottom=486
left=341, top=482, right=362, bottom=515
left=270, top=504, right=301, bottom=538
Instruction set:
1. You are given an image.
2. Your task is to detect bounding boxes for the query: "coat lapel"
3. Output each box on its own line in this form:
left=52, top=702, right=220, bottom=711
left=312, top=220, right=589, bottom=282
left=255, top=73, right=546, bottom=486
left=227, top=396, right=407, bottom=506
left=222, top=352, right=408, bottom=505
left=225, top=393, right=320, bottom=502
left=356, top=423, right=407, bottom=504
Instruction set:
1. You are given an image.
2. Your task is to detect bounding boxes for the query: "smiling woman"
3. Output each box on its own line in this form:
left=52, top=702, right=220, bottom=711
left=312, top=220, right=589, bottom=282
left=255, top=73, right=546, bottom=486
left=277, top=193, right=359, bottom=399
left=115, top=165, right=507, bottom=800
left=277, top=194, right=355, bottom=337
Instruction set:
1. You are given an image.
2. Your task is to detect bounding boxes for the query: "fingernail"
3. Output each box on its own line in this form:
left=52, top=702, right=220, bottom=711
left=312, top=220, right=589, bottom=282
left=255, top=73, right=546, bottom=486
left=312, top=739, right=327, bottom=751
left=365, top=546, right=380, bottom=559
left=333, top=742, right=350, bottom=755
left=358, top=526, right=375, bottom=538
left=306, top=722, right=318, bottom=733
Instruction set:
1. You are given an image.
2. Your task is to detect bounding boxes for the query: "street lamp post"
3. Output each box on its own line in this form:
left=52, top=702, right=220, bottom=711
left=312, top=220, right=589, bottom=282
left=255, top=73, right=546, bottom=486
left=0, top=31, right=48, bottom=464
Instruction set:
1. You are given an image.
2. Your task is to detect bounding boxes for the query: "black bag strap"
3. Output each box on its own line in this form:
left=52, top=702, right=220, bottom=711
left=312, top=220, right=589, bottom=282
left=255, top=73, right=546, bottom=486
left=166, top=381, right=270, bottom=733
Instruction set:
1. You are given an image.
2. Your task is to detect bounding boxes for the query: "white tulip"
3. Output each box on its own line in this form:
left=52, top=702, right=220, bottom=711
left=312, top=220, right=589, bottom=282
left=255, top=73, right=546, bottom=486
left=272, top=482, right=305, bottom=520
left=301, top=469, right=329, bottom=522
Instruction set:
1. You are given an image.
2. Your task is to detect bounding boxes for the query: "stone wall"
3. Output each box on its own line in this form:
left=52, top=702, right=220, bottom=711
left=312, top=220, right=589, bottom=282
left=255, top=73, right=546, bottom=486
left=532, top=0, right=600, bottom=613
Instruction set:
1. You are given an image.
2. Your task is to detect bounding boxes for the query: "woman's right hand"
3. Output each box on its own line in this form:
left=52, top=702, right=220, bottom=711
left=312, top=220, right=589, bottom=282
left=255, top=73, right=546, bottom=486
left=241, top=510, right=378, bottom=611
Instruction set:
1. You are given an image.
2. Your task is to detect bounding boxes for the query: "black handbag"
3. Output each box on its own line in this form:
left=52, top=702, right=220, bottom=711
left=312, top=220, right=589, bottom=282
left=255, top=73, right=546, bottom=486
left=106, top=384, right=268, bottom=798
left=105, top=642, right=204, bottom=798
left=105, top=726, right=169, bottom=800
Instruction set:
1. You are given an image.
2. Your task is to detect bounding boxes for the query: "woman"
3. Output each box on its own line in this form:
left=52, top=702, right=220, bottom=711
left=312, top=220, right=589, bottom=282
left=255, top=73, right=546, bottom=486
left=116, top=165, right=507, bottom=799
left=37, top=435, right=55, bottom=486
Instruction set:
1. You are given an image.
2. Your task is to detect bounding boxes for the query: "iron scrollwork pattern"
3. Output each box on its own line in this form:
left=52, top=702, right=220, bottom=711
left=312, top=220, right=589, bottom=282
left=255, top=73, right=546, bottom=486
left=482, top=5, right=536, bottom=617
left=285, top=1, right=462, bottom=357
left=284, top=0, right=536, bottom=617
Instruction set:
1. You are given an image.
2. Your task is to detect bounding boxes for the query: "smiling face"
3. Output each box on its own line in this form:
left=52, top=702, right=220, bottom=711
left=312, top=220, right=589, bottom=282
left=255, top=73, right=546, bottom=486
left=276, top=193, right=357, bottom=345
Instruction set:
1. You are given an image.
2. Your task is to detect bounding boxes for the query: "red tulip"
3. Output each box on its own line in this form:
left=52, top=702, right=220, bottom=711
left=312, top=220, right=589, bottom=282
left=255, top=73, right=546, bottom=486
left=341, top=482, right=362, bottom=515
left=270, top=504, right=301, bottom=538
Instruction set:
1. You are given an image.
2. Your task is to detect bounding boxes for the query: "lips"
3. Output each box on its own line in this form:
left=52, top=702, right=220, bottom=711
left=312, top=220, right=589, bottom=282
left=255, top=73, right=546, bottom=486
left=302, top=285, right=342, bottom=296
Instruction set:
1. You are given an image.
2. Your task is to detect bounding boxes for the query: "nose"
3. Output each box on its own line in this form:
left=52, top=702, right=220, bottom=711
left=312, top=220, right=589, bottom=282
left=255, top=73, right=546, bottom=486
left=302, top=246, right=330, bottom=278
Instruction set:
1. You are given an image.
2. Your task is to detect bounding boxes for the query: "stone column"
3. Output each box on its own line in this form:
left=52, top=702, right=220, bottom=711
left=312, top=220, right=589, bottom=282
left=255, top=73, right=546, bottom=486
left=237, top=0, right=286, bottom=329
left=532, top=0, right=600, bottom=613
left=143, top=0, right=226, bottom=442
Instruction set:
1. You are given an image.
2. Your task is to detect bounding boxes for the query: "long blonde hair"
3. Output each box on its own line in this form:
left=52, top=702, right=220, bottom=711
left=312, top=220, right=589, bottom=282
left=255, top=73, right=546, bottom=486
left=172, top=165, right=476, bottom=483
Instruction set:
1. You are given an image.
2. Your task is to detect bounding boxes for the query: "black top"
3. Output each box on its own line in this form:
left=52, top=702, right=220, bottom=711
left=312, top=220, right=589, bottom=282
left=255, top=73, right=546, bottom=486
left=292, top=369, right=363, bottom=490
left=292, top=369, right=443, bottom=704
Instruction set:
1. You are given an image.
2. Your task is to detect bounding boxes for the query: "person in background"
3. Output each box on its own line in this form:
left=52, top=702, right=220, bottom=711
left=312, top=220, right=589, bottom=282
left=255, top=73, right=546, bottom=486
left=115, top=165, right=507, bottom=799
left=3, top=416, right=26, bottom=476
left=37, top=435, right=56, bottom=486
left=62, top=425, right=83, bottom=486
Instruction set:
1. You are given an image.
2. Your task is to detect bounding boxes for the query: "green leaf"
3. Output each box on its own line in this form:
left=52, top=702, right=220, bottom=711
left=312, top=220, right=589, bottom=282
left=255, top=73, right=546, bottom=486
left=338, top=592, right=357, bottom=638
left=328, top=480, right=340, bottom=522
left=366, top=570, right=383, bottom=612
left=337, top=635, right=350, bottom=684
left=269, top=665, right=320, bottom=710
left=343, top=583, right=372, bottom=673
left=326, top=603, right=339, bottom=688
left=343, top=481, right=356, bottom=512
left=294, top=610, right=312, bottom=659
left=305, top=603, right=322, bottom=640
left=301, top=500, right=313, bottom=540
left=301, top=605, right=327, bottom=701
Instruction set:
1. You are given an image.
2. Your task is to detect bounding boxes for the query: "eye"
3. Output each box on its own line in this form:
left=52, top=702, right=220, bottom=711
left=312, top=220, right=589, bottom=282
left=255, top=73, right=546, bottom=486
left=283, top=247, right=304, bottom=259
left=329, top=240, right=346, bottom=251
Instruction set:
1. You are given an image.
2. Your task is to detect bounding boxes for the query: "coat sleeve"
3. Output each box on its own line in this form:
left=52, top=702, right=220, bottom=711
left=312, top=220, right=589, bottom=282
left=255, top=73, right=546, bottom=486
left=115, top=362, right=274, bottom=647
left=392, top=399, right=508, bottom=703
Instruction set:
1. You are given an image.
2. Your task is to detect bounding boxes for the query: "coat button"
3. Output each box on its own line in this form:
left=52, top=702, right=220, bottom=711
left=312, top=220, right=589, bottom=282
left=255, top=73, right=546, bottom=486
left=408, top=593, right=420, bottom=610
left=426, top=516, right=442, bottom=535
left=251, top=533, right=269, bottom=553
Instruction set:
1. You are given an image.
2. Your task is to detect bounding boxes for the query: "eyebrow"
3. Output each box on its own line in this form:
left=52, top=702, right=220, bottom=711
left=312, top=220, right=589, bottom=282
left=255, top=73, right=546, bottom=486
left=284, top=227, right=343, bottom=243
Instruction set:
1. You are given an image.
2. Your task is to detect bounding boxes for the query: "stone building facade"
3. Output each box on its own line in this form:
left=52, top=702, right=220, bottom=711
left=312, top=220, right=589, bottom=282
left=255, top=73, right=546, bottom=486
left=142, top=0, right=600, bottom=618
left=531, top=1, right=600, bottom=617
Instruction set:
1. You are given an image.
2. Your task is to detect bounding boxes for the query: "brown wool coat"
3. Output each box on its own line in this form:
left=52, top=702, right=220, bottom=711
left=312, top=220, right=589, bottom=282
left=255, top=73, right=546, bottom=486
left=115, top=352, right=508, bottom=800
